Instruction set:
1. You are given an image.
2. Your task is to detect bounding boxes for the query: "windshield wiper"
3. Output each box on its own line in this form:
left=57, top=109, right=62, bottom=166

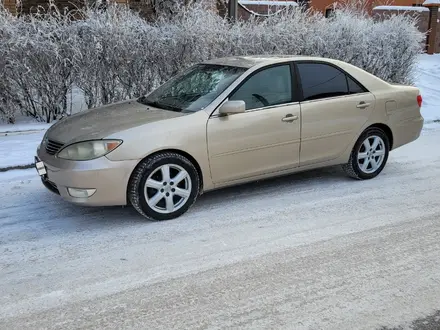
left=137, top=97, right=181, bottom=112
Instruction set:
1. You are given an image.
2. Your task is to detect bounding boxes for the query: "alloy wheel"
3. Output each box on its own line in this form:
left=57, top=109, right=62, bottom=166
left=144, top=164, right=192, bottom=214
left=357, top=135, right=386, bottom=174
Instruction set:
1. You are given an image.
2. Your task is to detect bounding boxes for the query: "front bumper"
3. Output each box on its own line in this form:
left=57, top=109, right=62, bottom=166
left=36, top=147, right=138, bottom=206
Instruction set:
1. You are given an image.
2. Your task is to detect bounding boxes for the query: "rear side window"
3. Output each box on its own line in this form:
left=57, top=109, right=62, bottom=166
left=296, top=62, right=366, bottom=101
left=347, top=76, right=366, bottom=94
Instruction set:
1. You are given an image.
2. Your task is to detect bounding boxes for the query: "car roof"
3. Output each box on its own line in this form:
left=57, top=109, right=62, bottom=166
left=202, top=55, right=335, bottom=68
left=202, top=55, right=392, bottom=94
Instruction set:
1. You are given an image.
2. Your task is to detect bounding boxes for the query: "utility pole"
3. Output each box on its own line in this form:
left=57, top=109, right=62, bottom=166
left=227, top=0, right=238, bottom=21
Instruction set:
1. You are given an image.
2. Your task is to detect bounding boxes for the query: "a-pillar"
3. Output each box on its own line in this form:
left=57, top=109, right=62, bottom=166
left=423, top=0, right=440, bottom=54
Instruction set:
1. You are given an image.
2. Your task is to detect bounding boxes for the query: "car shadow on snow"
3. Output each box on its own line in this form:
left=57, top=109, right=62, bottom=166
left=378, top=310, right=440, bottom=330
left=36, top=165, right=351, bottom=230
left=192, top=165, right=350, bottom=209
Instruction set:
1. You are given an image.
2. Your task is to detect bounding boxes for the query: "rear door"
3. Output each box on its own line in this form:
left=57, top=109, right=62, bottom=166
left=295, top=61, right=375, bottom=166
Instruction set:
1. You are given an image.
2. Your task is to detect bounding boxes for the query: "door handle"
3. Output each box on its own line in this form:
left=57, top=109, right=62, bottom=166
left=282, top=114, right=299, bottom=122
left=356, top=101, right=371, bottom=109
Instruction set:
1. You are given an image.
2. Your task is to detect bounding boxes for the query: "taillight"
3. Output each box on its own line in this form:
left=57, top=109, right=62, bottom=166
left=417, top=94, right=422, bottom=107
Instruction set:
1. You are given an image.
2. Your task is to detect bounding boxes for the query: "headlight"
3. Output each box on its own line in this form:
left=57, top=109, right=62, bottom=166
left=38, top=130, right=49, bottom=152
left=41, top=130, right=49, bottom=145
left=57, top=140, right=122, bottom=161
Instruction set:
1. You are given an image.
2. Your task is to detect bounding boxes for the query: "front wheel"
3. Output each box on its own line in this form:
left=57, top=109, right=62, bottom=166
left=128, top=152, right=200, bottom=221
left=342, top=127, right=390, bottom=180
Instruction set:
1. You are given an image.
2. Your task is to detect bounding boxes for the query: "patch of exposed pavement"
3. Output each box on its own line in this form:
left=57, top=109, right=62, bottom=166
left=379, top=310, right=440, bottom=330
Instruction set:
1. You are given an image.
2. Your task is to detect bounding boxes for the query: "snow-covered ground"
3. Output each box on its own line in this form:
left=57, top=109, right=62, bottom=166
left=0, top=126, right=439, bottom=329
left=0, top=54, right=439, bottom=330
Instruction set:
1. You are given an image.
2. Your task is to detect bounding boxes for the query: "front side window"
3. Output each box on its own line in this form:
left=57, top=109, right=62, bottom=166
left=138, top=64, right=246, bottom=112
left=297, top=63, right=348, bottom=101
left=229, top=65, right=293, bottom=110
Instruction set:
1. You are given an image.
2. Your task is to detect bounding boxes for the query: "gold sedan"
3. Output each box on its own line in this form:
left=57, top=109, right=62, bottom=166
left=35, top=56, right=424, bottom=221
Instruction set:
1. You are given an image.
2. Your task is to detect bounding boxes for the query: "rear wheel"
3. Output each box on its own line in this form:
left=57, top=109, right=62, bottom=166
left=128, top=152, right=200, bottom=221
left=342, top=128, right=390, bottom=180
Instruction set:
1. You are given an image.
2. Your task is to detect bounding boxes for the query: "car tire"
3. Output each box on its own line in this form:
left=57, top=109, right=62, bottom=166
left=128, top=152, right=200, bottom=221
left=342, top=127, right=390, bottom=180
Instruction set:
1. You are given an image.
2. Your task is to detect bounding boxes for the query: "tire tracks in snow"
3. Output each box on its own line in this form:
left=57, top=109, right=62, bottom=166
left=0, top=128, right=440, bottom=329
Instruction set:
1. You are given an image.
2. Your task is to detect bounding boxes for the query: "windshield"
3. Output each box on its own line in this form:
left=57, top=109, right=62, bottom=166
left=137, top=64, right=247, bottom=113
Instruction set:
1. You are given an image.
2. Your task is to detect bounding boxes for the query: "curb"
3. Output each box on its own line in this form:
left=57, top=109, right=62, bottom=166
left=0, top=129, right=46, bottom=137
left=0, top=164, right=35, bottom=172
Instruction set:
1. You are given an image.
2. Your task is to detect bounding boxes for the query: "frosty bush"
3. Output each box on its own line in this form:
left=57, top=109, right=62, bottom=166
left=0, top=2, right=425, bottom=123
left=1, top=4, right=79, bottom=123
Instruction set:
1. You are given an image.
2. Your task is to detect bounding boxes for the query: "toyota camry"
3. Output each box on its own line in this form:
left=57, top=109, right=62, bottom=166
left=35, top=56, right=424, bottom=221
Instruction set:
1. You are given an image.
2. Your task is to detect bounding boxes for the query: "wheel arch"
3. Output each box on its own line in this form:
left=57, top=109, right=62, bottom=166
left=342, top=122, right=392, bottom=180
left=365, top=123, right=394, bottom=150
left=126, top=148, right=204, bottom=203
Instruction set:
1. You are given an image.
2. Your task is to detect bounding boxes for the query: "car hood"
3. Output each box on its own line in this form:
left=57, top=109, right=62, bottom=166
left=46, top=99, right=186, bottom=144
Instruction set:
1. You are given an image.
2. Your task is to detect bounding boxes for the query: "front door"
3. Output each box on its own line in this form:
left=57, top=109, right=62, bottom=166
left=207, top=64, right=301, bottom=184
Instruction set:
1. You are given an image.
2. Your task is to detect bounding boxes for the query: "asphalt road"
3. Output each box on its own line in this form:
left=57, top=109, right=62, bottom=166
left=1, top=127, right=440, bottom=330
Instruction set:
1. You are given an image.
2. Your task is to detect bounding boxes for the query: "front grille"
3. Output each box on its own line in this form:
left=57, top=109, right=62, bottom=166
left=45, top=139, right=64, bottom=155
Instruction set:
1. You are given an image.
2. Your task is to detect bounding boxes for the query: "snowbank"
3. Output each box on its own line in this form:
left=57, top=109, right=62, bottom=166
left=415, top=54, right=440, bottom=124
left=0, top=123, right=51, bottom=134
left=0, top=115, right=53, bottom=134
left=423, top=0, right=440, bottom=5
left=239, top=1, right=298, bottom=5
left=0, top=131, right=45, bottom=169
left=373, top=6, right=429, bottom=12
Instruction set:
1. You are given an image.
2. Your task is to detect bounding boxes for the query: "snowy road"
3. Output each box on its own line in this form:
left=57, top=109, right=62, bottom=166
left=1, top=127, right=440, bottom=330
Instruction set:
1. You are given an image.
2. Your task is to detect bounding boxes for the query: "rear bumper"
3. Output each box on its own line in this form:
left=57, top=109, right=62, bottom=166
left=392, top=115, right=424, bottom=150
left=36, top=148, right=138, bottom=206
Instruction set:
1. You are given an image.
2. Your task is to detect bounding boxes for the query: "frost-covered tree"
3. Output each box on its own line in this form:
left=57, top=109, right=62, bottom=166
left=1, top=3, right=78, bottom=122
left=0, top=1, right=425, bottom=123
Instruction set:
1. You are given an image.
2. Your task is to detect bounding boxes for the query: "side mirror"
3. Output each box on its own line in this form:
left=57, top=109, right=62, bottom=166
left=218, top=100, right=246, bottom=115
